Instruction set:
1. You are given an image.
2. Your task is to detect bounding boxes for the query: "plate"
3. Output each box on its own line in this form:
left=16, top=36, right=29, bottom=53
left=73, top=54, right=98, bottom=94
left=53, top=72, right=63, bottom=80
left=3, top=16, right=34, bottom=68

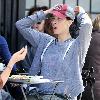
left=8, top=75, right=64, bottom=84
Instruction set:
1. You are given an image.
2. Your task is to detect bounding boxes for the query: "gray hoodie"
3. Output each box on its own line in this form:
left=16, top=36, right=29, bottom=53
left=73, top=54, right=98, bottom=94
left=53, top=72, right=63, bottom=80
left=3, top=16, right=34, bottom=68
left=16, top=10, right=92, bottom=98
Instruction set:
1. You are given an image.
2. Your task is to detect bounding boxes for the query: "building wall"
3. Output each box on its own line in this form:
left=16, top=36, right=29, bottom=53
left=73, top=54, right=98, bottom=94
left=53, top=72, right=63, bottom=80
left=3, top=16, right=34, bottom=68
left=25, top=0, right=100, bottom=20
left=0, top=0, right=26, bottom=53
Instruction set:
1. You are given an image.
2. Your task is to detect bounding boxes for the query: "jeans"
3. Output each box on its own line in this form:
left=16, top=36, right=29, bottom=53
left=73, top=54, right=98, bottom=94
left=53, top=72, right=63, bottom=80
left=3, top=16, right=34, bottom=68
left=0, top=89, right=14, bottom=100
left=27, top=94, right=77, bottom=100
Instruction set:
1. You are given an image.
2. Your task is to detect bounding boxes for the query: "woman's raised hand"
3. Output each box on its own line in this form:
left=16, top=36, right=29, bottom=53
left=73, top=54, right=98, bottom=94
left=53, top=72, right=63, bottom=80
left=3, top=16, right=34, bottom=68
left=11, top=46, right=27, bottom=64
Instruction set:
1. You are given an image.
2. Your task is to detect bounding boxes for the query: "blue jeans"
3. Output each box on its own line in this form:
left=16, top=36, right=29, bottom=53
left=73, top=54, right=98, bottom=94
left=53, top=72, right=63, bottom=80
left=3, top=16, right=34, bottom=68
left=40, top=94, right=77, bottom=100
left=0, top=89, right=14, bottom=100
left=27, top=94, right=77, bottom=100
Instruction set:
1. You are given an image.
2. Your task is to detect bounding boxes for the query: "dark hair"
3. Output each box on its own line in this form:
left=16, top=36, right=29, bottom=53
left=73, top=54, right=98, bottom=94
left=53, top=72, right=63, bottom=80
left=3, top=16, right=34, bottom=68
left=69, top=16, right=79, bottom=38
left=27, top=6, right=48, bottom=16
left=27, top=6, right=55, bottom=37
left=44, top=18, right=57, bottom=37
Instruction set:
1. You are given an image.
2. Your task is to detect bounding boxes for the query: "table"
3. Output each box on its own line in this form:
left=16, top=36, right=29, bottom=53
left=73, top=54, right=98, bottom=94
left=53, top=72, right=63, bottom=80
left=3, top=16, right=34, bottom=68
left=8, top=75, right=64, bottom=100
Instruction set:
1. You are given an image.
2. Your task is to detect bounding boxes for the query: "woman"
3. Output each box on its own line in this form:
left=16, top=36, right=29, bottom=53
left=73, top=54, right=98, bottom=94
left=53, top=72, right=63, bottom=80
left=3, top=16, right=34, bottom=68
left=0, top=46, right=27, bottom=99
left=16, top=4, right=92, bottom=100
left=84, top=14, right=100, bottom=100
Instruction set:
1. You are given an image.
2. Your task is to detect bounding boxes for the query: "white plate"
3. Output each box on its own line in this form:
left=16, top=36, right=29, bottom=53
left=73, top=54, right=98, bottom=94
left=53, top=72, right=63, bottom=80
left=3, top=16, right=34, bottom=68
left=8, top=75, right=64, bottom=84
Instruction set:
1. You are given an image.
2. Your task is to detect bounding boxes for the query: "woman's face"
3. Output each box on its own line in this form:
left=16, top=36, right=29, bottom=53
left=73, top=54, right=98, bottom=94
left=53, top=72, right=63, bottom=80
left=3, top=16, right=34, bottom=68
left=32, top=20, right=45, bottom=32
left=50, top=16, right=70, bottom=35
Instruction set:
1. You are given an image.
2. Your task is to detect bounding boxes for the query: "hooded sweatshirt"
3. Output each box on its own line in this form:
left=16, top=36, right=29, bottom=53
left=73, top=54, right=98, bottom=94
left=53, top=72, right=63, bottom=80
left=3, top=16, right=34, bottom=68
left=16, top=10, right=92, bottom=98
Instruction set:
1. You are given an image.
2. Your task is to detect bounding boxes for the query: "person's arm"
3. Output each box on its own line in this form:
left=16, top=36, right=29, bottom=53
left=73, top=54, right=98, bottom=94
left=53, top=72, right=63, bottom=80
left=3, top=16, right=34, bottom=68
left=0, top=36, right=11, bottom=65
left=0, top=36, right=17, bottom=73
left=16, top=10, right=52, bottom=48
left=75, top=6, right=92, bottom=68
left=0, top=46, right=27, bottom=89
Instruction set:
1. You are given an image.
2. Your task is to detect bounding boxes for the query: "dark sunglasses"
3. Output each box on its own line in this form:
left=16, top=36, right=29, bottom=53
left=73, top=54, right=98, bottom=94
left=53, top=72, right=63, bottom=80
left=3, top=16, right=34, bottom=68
left=37, top=22, right=42, bottom=24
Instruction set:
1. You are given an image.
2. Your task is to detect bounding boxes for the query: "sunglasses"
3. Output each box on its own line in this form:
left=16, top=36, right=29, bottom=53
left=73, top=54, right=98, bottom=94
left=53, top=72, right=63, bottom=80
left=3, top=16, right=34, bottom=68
left=37, top=22, right=42, bottom=24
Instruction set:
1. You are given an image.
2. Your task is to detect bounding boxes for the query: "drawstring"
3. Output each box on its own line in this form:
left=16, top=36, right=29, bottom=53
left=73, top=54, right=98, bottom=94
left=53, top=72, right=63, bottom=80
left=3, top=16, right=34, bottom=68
left=63, top=40, right=75, bottom=60
left=41, top=39, right=54, bottom=62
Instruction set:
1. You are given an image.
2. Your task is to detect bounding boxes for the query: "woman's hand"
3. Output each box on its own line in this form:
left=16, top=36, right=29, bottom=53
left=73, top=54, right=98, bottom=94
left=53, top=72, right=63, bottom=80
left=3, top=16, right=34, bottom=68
left=44, top=4, right=63, bottom=15
left=74, top=6, right=85, bottom=15
left=11, top=46, right=27, bottom=64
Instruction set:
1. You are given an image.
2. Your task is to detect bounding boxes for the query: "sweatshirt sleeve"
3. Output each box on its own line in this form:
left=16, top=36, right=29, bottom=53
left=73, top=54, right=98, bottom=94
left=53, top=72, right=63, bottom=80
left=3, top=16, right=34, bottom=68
left=0, top=36, right=11, bottom=65
left=16, top=10, right=49, bottom=48
left=76, top=10, right=92, bottom=69
left=0, top=36, right=17, bottom=74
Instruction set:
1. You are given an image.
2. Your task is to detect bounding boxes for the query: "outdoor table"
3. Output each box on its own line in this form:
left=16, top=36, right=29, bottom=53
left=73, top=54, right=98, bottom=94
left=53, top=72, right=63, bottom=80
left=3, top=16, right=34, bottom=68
left=8, top=75, right=64, bottom=100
